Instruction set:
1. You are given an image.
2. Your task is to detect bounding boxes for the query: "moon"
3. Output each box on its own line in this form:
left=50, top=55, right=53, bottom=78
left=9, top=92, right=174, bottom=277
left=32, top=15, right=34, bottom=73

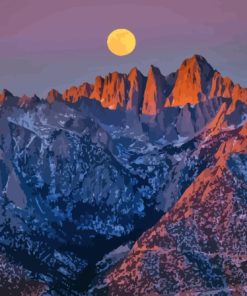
left=107, top=28, right=136, bottom=56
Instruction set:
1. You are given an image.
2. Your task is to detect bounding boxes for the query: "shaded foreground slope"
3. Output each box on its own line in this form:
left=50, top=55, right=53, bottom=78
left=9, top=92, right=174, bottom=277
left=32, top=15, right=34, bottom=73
left=104, top=123, right=247, bottom=295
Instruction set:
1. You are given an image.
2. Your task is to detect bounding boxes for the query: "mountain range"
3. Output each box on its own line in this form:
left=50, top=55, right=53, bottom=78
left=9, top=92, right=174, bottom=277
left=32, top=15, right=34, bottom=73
left=0, top=54, right=246, bottom=295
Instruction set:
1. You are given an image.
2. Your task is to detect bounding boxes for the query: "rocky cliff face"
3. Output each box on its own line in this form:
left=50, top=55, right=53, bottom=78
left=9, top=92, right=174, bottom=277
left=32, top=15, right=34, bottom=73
left=100, top=72, right=128, bottom=109
left=141, top=65, right=167, bottom=115
left=47, top=89, right=62, bottom=103
left=62, top=82, right=93, bottom=103
left=209, top=72, right=234, bottom=98
left=165, top=55, right=214, bottom=106
left=0, top=89, right=13, bottom=105
left=60, top=55, right=247, bottom=115
left=0, top=55, right=246, bottom=295
left=90, top=76, right=105, bottom=101
left=126, top=67, right=146, bottom=112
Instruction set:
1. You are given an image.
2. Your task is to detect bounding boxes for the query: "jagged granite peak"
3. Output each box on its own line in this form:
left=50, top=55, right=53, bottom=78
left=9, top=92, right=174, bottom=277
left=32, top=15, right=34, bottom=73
left=32, top=54, right=246, bottom=116
left=100, top=71, right=129, bottom=109
left=166, top=54, right=215, bottom=106
left=2, top=54, right=245, bottom=117
left=128, top=66, right=139, bottom=76
left=62, top=86, right=77, bottom=103
left=209, top=72, right=234, bottom=98
left=46, top=88, right=62, bottom=103
left=63, top=82, right=93, bottom=103
left=126, top=67, right=146, bottom=112
left=0, top=88, right=13, bottom=97
left=210, top=72, right=247, bottom=102
left=59, top=65, right=169, bottom=114
left=78, top=82, right=93, bottom=98
left=232, top=83, right=247, bottom=102
left=142, top=65, right=167, bottom=115
left=209, top=72, right=247, bottom=115
left=0, top=91, right=41, bottom=108
left=90, top=75, right=105, bottom=101
left=0, top=89, right=13, bottom=105
left=18, top=94, right=32, bottom=107
left=18, top=94, right=40, bottom=108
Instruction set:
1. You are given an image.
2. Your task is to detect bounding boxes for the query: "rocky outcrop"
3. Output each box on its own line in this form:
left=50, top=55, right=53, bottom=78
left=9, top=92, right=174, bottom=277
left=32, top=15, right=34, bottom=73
left=46, top=89, right=62, bottom=103
left=142, top=65, right=167, bottom=115
left=50, top=55, right=247, bottom=115
left=126, top=67, right=146, bottom=112
left=62, top=82, right=93, bottom=103
left=209, top=71, right=247, bottom=102
left=18, top=94, right=40, bottom=107
left=209, top=72, right=234, bottom=98
left=165, top=55, right=214, bottom=106
left=61, top=65, right=171, bottom=113
left=0, top=89, right=13, bottom=105
left=100, top=72, right=128, bottom=109
left=90, top=76, right=104, bottom=101
left=89, top=69, right=146, bottom=112
left=232, top=83, right=247, bottom=102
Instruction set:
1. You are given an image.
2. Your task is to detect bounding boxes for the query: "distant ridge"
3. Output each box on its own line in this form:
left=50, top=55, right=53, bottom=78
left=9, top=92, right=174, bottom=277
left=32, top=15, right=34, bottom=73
left=1, top=55, right=247, bottom=114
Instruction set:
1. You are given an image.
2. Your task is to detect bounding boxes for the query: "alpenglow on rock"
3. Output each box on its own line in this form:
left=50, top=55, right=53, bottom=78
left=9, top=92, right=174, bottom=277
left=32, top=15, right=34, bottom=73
left=0, top=54, right=246, bottom=295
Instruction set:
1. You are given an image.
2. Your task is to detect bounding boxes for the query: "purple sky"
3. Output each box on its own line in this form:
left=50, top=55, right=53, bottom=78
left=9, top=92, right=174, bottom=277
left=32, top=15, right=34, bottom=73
left=0, top=0, right=247, bottom=97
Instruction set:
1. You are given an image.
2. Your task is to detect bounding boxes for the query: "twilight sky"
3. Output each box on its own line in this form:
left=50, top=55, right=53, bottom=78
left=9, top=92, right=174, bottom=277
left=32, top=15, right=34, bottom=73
left=0, top=0, right=247, bottom=97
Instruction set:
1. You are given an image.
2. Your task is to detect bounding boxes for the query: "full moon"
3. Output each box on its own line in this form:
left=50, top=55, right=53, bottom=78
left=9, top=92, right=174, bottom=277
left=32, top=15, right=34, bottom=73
left=107, top=28, right=136, bottom=56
